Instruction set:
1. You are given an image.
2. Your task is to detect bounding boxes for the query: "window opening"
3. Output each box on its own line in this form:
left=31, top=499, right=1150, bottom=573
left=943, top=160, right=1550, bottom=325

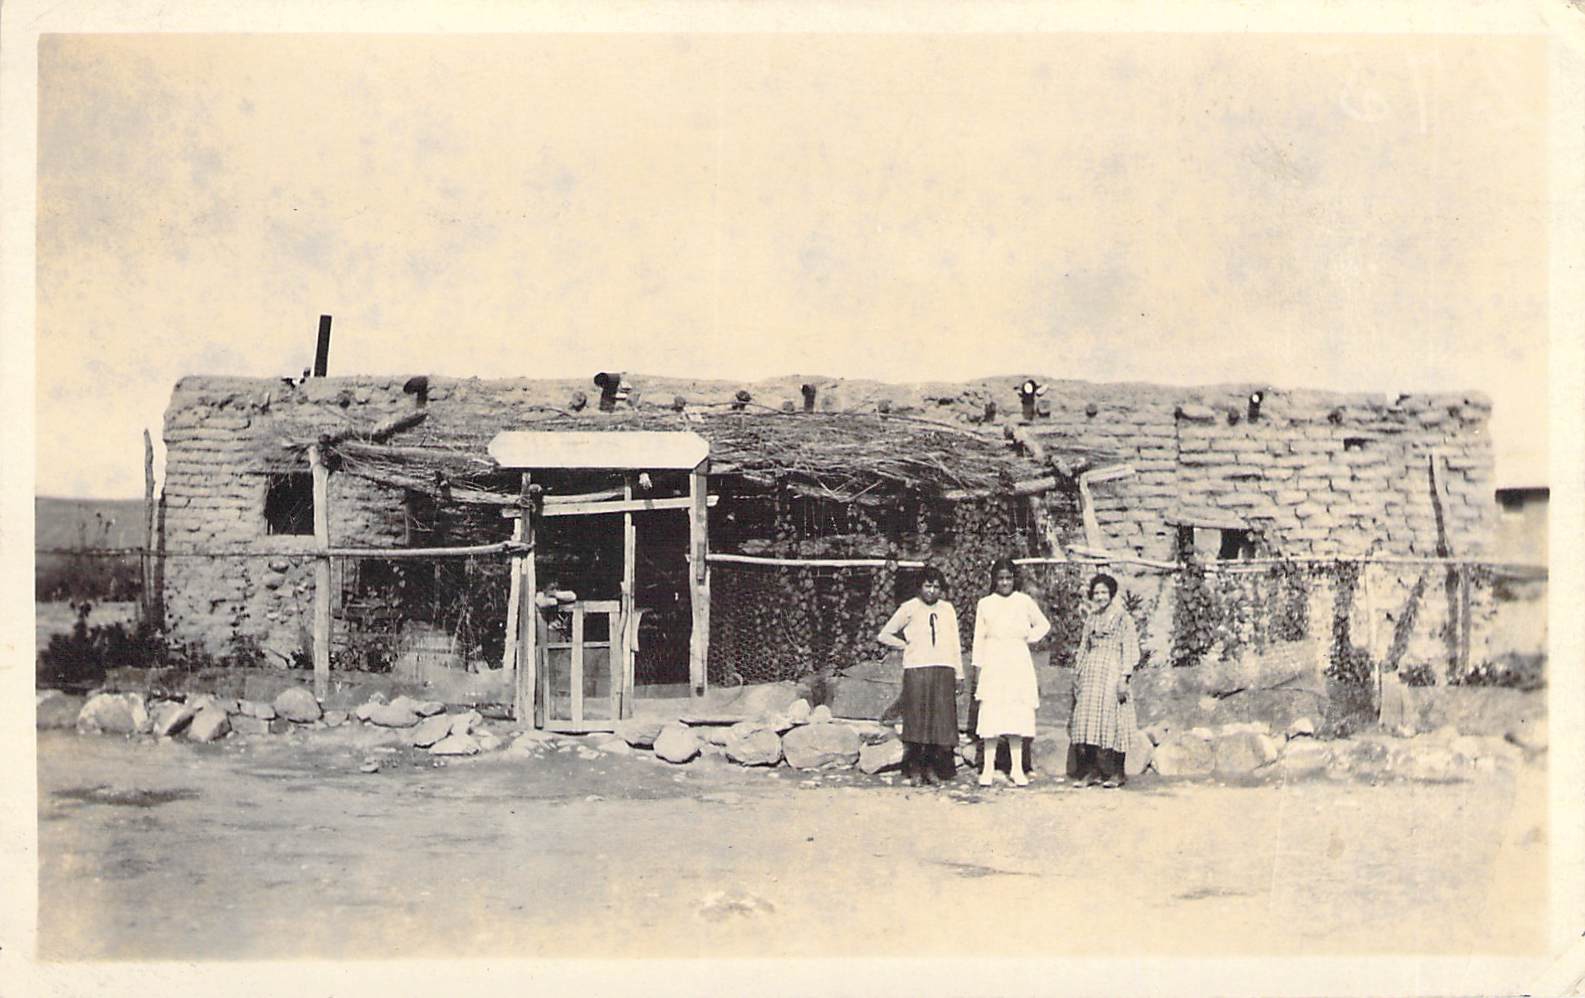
left=1177, top=525, right=1255, bottom=560
left=264, top=473, right=314, bottom=535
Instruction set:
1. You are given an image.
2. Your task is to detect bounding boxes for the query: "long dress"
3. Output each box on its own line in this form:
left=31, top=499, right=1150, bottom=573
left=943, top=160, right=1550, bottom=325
left=972, top=591, right=1051, bottom=738
left=878, top=597, right=962, bottom=748
left=1068, top=601, right=1140, bottom=754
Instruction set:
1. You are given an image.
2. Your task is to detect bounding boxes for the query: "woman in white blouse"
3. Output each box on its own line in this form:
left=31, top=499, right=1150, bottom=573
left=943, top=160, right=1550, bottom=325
left=876, top=567, right=963, bottom=786
left=971, top=559, right=1051, bottom=787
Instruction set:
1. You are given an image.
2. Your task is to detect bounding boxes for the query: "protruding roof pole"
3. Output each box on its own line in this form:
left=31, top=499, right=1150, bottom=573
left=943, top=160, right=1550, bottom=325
left=313, top=315, right=333, bottom=377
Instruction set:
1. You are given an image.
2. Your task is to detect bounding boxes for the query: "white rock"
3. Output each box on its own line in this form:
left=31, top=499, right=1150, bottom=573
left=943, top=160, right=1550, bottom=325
left=1124, top=729, right=1154, bottom=777
left=409, top=713, right=454, bottom=748
left=1279, top=741, right=1332, bottom=777
left=726, top=728, right=783, bottom=767
left=857, top=738, right=904, bottom=774
left=786, top=699, right=812, bottom=724
left=185, top=707, right=231, bottom=743
left=654, top=724, right=702, bottom=764
left=230, top=715, right=270, bottom=736
left=273, top=687, right=322, bottom=723
left=809, top=704, right=834, bottom=724
left=239, top=699, right=277, bottom=720
left=699, top=726, right=734, bottom=747
left=1152, top=733, right=1215, bottom=777
left=449, top=710, right=482, bottom=737
left=76, top=692, right=150, bottom=736
left=781, top=723, right=860, bottom=770
left=616, top=717, right=666, bottom=748
left=430, top=733, right=481, bottom=756
left=1403, top=747, right=1464, bottom=782
left=414, top=700, right=447, bottom=717
left=150, top=700, right=197, bottom=738
left=387, top=695, right=423, bottom=715
left=364, top=703, right=421, bottom=728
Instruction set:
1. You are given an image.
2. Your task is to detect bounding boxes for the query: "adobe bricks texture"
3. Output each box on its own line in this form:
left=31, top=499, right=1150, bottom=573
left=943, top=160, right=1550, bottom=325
left=160, top=373, right=1496, bottom=660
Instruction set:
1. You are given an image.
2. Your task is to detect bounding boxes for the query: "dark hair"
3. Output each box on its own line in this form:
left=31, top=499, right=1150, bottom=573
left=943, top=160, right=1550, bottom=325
left=989, top=558, right=1019, bottom=586
left=918, top=566, right=947, bottom=591
left=1088, top=573, right=1119, bottom=599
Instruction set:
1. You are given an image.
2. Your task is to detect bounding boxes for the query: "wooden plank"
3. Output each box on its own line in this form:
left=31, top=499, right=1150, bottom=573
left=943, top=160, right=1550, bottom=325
left=1362, top=564, right=1381, bottom=717
left=308, top=445, right=332, bottom=701
left=688, top=463, right=711, bottom=698
left=540, top=495, right=718, bottom=518
left=621, top=474, right=637, bottom=720
left=142, top=429, right=156, bottom=626
left=500, top=473, right=529, bottom=685
left=323, top=541, right=519, bottom=558
left=514, top=477, right=539, bottom=725
left=707, top=553, right=928, bottom=569
left=570, top=607, right=585, bottom=724
left=1458, top=564, right=1473, bottom=678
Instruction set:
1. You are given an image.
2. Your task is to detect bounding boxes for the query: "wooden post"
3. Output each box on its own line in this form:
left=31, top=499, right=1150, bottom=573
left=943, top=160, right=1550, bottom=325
left=688, top=460, right=711, bottom=698
left=514, top=476, right=538, bottom=725
left=308, top=445, right=332, bottom=701
left=142, top=429, right=156, bottom=626
left=1362, top=563, right=1380, bottom=717
left=621, top=473, right=638, bottom=718
left=500, top=474, right=530, bottom=686
left=570, top=607, right=585, bottom=724
left=1458, top=563, right=1473, bottom=680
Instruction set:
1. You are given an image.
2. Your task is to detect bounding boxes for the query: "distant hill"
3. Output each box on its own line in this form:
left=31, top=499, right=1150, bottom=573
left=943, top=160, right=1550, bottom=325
left=35, top=496, right=149, bottom=550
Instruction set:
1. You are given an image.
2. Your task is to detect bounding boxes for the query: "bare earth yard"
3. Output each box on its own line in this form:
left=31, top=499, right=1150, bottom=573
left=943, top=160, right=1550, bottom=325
left=36, top=729, right=1546, bottom=961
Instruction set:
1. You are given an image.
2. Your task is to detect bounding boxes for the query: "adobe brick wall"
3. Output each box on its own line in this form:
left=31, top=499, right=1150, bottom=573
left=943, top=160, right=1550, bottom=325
left=1016, top=383, right=1495, bottom=562
left=160, top=373, right=1498, bottom=671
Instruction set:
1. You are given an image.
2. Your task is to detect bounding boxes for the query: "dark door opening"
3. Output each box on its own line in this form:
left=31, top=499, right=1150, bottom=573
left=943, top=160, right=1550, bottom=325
left=632, top=508, right=692, bottom=696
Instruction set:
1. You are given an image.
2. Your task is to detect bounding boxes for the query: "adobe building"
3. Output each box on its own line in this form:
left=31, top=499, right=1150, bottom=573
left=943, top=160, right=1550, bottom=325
left=156, top=372, right=1500, bottom=725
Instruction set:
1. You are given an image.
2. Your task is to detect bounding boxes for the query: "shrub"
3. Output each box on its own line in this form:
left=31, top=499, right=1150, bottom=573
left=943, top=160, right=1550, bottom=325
left=37, top=601, right=163, bottom=690
left=1452, top=652, right=1546, bottom=691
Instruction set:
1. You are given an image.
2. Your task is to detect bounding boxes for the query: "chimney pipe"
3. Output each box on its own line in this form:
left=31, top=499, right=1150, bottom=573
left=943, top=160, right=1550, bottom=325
left=313, top=315, right=333, bottom=377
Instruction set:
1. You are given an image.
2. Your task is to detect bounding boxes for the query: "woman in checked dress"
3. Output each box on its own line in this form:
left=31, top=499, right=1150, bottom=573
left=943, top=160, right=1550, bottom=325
left=971, top=559, right=1051, bottom=787
left=1067, top=573, right=1140, bottom=788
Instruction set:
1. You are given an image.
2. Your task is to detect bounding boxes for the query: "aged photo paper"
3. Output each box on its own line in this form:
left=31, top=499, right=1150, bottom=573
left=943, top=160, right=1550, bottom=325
left=2, top=1, right=1583, bottom=995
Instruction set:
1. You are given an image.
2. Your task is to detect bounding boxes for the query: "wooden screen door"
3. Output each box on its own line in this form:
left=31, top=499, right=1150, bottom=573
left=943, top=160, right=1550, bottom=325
left=539, top=600, right=626, bottom=731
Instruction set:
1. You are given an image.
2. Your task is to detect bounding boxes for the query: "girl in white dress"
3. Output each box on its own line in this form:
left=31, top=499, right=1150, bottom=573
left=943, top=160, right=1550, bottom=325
left=971, top=559, right=1051, bottom=787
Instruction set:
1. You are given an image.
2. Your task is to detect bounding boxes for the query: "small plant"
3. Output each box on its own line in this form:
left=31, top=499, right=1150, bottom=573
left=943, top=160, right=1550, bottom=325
left=1398, top=661, right=1437, bottom=687
left=37, top=601, right=165, bottom=690
left=1170, top=560, right=1216, bottom=667
left=1452, top=652, right=1546, bottom=691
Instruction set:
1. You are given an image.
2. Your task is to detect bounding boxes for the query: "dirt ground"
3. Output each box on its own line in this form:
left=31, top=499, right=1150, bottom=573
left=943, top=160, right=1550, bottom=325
left=34, top=727, right=1547, bottom=962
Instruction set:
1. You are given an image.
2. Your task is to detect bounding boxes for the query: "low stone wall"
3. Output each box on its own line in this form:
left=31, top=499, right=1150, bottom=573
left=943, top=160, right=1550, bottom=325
left=42, top=675, right=1546, bottom=789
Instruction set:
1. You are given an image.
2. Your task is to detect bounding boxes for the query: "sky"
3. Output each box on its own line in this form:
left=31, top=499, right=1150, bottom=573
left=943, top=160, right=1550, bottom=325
left=34, top=32, right=1551, bottom=496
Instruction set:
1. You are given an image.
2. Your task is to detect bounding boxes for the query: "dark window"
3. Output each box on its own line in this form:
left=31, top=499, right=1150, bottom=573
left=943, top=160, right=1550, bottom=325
left=1343, top=437, right=1369, bottom=452
left=264, top=473, right=314, bottom=535
left=1177, top=525, right=1255, bottom=560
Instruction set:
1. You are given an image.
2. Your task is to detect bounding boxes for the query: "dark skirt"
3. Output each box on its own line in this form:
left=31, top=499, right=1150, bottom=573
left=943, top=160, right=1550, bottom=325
left=901, top=666, right=958, bottom=747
